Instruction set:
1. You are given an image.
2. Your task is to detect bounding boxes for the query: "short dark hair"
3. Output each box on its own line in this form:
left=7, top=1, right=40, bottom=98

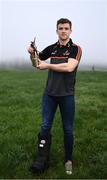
left=57, top=18, right=72, bottom=29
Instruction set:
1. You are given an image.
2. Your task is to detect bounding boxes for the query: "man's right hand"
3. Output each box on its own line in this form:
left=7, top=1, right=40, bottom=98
left=28, top=47, right=35, bottom=56
left=27, top=46, right=39, bottom=67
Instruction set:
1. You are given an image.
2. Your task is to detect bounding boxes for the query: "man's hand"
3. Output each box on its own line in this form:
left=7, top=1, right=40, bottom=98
left=28, top=47, right=34, bottom=54
left=37, top=60, right=48, bottom=70
left=28, top=46, right=39, bottom=67
left=28, top=47, right=36, bottom=57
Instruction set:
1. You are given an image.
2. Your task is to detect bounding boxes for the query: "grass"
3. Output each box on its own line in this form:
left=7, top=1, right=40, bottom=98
left=0, top=69, right=107, bottom=179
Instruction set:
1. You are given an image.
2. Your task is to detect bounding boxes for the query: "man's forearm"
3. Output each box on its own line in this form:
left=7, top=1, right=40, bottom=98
left=37, top=58, right=78, bottom=71
left=47, top=63, right=72, bottom=72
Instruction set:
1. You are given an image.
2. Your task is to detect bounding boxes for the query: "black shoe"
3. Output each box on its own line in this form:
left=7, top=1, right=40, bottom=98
left=30, top=133, right=51, bottom=173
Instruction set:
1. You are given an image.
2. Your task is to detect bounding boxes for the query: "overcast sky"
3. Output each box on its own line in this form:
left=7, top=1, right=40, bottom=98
left=0, top=0, right=107, bottom=66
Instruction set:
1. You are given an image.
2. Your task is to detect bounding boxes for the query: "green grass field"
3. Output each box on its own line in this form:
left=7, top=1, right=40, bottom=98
left=0, top=70, right=107, bottom=179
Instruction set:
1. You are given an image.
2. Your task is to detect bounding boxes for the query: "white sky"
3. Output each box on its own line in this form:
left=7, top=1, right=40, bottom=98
left=0, top=0, right=107, bottom=66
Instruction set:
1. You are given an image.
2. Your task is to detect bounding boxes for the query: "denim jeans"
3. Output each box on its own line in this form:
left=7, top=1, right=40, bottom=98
left=40, top=93, right=75, bottom=162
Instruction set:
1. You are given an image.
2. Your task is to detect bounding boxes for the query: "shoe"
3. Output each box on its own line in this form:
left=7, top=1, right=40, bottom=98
left=30, top=133, right=51, bottom=173
left=65, top=160, right=72, bottom=175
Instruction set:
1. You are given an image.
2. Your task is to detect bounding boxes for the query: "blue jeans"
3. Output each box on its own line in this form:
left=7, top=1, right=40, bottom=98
left=40, top=93, right=75, bottom=162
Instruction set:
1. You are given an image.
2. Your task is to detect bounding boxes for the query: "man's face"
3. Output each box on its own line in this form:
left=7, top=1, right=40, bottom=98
left=56, top=23, right=71, bottom=41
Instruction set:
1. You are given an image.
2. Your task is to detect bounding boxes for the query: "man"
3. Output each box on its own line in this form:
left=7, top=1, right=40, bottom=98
left=28, top=18, right=82, bottom=175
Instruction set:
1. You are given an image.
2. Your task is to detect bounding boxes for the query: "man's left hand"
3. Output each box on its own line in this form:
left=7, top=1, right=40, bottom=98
left=37, top=60, right=48, bottom=70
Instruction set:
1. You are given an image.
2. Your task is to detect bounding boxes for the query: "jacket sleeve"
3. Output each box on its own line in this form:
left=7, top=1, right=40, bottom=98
left=39, top=45, right=51, bottom=60
left=68, top=45, right=82, bottom=61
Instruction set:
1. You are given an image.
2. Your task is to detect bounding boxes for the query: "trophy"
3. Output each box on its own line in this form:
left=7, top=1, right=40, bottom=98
left=30, top=37, right=39, bottom=67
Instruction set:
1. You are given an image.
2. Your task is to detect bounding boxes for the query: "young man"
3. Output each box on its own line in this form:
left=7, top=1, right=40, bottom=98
left=28, top=18, right=82, bottom=175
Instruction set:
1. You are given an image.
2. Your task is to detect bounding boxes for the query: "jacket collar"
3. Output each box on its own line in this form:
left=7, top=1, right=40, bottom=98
left=57, top=38, right=73, bottom=48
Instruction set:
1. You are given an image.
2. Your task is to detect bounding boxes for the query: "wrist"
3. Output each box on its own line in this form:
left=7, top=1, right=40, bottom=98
left=46, top=63, right=51, bottom=69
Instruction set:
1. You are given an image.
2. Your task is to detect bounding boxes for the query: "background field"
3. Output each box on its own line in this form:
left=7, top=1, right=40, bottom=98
left=0, top=70, right=107, bottom=179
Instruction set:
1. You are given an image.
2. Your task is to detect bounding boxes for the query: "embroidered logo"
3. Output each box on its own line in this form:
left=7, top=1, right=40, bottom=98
left=51, top=50, right=57, bottom=55
left=39, top=139, right=46, bottom=147
left=41, top=140, right=46, bottom=144
left=63, top=50, right=70, bottom=56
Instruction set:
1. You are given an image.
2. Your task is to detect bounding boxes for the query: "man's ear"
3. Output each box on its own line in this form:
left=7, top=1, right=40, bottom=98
left=56, top=29, right=58, bottom=34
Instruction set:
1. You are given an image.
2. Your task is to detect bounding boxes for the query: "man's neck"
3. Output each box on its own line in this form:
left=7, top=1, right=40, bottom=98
left=59, top=38, right=70, bottom=46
